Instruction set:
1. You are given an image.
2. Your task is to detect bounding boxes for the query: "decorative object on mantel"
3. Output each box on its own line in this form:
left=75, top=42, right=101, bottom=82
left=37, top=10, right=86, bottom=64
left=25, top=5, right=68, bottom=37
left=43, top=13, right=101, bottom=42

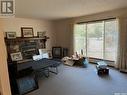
left=10, top=52, right=23, bottom=61
left=37, top=31, right=46, bottom=38
left=21, top=27, right=34, bottom=38
left=6, top=32, right=16, bottom=39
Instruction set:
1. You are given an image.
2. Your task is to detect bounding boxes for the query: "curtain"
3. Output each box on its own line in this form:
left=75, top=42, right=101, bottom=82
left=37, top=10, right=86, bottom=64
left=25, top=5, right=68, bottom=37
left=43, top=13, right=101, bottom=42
left=117, top=48, right=127, bottom=72
left=116, top=18, right=127, bottom=72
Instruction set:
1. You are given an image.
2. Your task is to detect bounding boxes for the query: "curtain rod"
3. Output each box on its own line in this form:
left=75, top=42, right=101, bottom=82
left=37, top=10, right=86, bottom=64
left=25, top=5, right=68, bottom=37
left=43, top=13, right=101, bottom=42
left=77, top=17, right=116, bottom=24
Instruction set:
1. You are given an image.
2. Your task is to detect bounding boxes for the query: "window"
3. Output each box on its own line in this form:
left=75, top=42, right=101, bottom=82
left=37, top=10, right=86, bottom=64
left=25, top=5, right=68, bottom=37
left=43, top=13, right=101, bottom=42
left=74, top=19, right=118, bottom=61
left=74, top=24, right=86, bottom=56
left=104, top=20, right=118, bottom=61
left=87, top=22, right=104, bottom=59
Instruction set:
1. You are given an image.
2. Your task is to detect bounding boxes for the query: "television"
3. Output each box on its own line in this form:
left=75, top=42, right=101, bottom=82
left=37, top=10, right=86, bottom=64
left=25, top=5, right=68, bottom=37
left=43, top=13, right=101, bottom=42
left=52, top=47, right=62, bottom=58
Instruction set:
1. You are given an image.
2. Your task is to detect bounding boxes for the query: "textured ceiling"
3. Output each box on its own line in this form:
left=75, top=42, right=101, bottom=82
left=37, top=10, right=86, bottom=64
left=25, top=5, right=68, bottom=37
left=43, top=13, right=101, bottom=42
left=16, top=0, right=127, bottom=20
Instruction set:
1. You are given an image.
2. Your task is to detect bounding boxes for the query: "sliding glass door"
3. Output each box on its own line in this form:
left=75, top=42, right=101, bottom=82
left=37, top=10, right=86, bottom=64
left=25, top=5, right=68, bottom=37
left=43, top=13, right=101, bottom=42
left=74, top=19, right=118, bottom=61
left=87, top=22, right=104, bottom=59
left=74, top=24, right=86, bottom=56
left=104, top=20, right=118, bottom=61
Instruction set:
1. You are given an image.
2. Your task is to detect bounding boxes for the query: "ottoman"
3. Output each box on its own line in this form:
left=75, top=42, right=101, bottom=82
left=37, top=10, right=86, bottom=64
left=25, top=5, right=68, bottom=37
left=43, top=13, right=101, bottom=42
left=96, top=61, right=109, bottom=75
left=96, top=65, right=109, bottom=75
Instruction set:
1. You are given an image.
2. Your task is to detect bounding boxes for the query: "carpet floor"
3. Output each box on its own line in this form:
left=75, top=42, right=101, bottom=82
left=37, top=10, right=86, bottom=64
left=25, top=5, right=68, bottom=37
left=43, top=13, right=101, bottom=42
left=28, top=64, right=127, bottom=95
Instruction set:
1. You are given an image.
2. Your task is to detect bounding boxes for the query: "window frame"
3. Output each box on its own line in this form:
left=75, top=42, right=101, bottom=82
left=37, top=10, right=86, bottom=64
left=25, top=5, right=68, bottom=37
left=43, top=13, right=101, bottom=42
left=74, top=18, right=118, bottom=62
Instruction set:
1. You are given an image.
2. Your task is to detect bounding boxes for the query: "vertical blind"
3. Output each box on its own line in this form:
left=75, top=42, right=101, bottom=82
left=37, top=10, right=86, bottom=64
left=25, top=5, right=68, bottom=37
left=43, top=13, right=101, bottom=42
left=74, top=19, right=118, bottom=61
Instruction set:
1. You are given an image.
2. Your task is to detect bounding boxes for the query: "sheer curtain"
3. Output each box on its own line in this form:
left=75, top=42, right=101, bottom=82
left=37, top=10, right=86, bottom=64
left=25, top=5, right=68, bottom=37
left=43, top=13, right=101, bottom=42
left=116, top=18, right=127, bottom=72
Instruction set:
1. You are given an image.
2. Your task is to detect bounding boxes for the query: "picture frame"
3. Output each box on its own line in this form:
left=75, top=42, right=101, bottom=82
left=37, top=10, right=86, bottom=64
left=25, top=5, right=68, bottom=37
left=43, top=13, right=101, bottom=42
left=10, top=45, right=19, bottom=53
left=10, top=52, right=23, bottom=61
left=21, top=27, right=34, bottom=37
left=6, top=32, right=16, bottom=39
left=37, top=31, right=46, bottom=38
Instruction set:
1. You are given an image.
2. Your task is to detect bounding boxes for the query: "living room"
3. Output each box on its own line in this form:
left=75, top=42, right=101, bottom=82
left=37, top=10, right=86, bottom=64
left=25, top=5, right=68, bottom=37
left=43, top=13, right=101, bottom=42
left=0, top=0, right=127, bottom=95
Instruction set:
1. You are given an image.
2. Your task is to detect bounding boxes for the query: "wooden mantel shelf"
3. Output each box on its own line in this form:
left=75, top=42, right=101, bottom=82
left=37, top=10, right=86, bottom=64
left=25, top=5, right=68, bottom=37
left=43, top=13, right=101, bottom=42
left=5, top=36, right=49, bottom=41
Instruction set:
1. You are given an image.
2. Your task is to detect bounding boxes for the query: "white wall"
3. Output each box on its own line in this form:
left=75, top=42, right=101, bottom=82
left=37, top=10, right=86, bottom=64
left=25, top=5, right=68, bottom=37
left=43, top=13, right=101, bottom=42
left=0, top=17, right=56, bottom=50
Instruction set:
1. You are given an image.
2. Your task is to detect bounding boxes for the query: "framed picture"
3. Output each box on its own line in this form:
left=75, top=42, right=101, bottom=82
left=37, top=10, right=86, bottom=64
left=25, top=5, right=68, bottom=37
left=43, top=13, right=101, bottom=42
left=6, top=32, right=16, bottom=39
left=37, top=31, right=46, bottom=38
left=10, top=52, right=23, bottom=61
left=21, top=27, right=34, bottom=37
left=10, top=45, right=19, bottom=53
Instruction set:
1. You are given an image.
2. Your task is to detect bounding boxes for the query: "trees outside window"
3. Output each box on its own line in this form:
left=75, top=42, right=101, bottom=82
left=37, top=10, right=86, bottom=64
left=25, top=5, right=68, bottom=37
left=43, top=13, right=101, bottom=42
left=87, top=22, right=104, bottom=59
left=74, top=19, right=118, bottom=61
left=74, top=24, right=86, bottom=56
left=104, top=20, right=118, bottom=61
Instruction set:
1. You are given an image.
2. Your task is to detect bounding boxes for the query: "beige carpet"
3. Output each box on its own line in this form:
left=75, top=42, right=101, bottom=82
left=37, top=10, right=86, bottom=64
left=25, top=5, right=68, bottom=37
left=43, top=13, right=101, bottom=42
left=28, top=64, right=127, bottom=95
